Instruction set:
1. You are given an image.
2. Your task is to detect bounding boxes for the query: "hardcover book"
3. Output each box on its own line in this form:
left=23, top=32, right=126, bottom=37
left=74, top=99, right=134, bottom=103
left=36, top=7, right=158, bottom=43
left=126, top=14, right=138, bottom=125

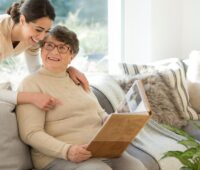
left=87, top=80, right=151, bottom=158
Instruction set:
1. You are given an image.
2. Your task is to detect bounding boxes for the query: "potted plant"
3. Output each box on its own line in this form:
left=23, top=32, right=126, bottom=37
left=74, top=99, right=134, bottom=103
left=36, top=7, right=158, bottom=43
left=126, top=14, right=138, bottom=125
left=162, top=124, right=200, bottom=170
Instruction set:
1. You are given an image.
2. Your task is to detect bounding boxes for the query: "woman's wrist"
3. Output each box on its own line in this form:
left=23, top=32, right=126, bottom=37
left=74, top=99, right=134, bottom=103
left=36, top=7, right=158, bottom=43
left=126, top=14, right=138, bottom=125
left=66, top=145, right=72, bottom=160
left=17, top=92, right=33, bottom=104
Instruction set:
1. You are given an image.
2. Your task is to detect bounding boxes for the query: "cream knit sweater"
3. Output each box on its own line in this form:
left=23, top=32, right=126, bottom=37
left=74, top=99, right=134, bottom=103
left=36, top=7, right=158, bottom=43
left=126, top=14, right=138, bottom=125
left=17, top=67, right=106, bottom=169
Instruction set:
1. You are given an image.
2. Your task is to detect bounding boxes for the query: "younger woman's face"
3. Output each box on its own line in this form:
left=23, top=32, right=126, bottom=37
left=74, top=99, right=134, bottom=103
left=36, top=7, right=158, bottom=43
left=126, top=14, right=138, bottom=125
left=20, top=16, right=53, bottom=45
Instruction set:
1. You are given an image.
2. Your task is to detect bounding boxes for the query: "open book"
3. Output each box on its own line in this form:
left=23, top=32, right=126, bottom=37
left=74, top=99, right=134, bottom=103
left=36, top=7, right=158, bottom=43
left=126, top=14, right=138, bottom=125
left=87, top=80, right=151, bottom=158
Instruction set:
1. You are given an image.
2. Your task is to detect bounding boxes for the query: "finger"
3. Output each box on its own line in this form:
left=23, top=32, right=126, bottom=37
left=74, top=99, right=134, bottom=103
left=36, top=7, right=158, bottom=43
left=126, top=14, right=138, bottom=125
left=79, top=154, right=92, bottom=161
left=79, top=150, right=91, bottom=156
left=79, top=148, right=91, bottom=155
left=42, top=106, right=51, bottom=111
left=79, top=79, right=90, bottom=92
left=76, top=154, right=91, bottom=162
left=49, top=98, right=63, bottom=106
left=82, top=82, right=90, bottom=92
left=73, top=78, right=81, bottom=85
left=43, top=104, right=55, bottom=111
left=82, top=144, right=89, bottom=149
left=49, top=97, right=57, bottom=105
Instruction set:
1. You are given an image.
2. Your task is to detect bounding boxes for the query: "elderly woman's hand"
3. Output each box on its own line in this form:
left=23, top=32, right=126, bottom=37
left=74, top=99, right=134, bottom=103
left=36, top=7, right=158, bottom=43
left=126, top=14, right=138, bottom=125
left=67, top=144, right=92, bottom=163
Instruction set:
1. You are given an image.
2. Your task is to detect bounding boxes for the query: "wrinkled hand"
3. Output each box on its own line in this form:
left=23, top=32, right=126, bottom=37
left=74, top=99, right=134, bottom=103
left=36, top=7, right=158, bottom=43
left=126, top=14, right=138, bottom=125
left=67, top=144, right=92, bottom=163
left=67, top=66, right=90, bottom=92
left=32, top=93, right=62, bottom=111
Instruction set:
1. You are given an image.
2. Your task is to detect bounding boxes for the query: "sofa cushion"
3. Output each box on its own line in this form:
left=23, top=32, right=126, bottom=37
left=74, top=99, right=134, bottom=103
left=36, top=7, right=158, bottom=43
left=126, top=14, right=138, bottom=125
left=0, top=82, right=33, bottom=170
left=0, top=104, right=33, bottom=170
left=88, top=74, right=125, bottom=111
left=0, top=82, right=12, bottom=90
left=118, top=60, right=199, bottom=124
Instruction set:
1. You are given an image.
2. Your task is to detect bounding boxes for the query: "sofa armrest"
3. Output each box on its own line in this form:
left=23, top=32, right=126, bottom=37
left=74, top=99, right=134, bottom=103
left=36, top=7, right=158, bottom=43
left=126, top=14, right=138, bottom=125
left=91, top=86, right=114, bottom=114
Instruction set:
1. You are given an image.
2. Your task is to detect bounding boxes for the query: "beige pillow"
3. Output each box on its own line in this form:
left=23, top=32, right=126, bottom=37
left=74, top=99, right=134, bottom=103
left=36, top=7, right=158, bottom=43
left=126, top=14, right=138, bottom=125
left=117, top=69, right=188, bottom=128
left=118, top=60, right=199, bottom=121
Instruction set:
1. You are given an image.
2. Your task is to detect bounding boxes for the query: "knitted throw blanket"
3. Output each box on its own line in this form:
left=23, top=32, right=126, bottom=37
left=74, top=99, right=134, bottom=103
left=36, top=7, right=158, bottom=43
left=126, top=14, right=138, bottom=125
left=132, top=120, right=186, bottom=170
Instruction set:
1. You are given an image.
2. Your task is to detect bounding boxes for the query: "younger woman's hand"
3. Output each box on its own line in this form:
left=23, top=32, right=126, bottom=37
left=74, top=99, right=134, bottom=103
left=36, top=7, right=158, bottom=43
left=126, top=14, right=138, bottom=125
left=67, top=66, right=90, bottom=92
left=18, top=92, right=62, bottom=111
left=32, top=93, right=61, bottom=111
left=67, top=144, right=92, bottom=163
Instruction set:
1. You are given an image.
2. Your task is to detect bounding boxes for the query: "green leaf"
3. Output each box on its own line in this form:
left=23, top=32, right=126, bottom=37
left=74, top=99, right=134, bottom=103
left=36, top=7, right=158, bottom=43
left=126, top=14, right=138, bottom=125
left=162, top=124, right=195, bottom=140
left=179, top=140, right=200, bottom=149
left=162, top=151, right=193, bottom=167
left=162, top=151, right=183, bottom=159
left=161, top=124, right=200, bottom=170
left=181, top=148, right=198, bottom=159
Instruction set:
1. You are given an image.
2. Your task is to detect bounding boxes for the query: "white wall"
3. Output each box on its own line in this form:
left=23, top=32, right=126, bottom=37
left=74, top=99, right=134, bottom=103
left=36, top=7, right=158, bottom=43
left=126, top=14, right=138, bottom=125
left=151, top=0, right=182, bottom=61
left=124, top=0, right=200, bottom=64
left=182, top=0, right=200, bottom=58
left=124, top=0, right=151, bottom=64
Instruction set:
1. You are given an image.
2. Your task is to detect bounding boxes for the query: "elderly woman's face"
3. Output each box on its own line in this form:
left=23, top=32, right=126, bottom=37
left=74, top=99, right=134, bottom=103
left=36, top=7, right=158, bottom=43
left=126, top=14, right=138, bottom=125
left=41, top=36, right=73, bottom=72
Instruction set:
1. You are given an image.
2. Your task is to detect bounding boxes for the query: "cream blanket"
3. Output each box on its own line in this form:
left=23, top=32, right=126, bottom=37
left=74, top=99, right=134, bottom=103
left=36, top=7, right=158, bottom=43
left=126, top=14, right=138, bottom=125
left=132, top=120, right=186, bottom=170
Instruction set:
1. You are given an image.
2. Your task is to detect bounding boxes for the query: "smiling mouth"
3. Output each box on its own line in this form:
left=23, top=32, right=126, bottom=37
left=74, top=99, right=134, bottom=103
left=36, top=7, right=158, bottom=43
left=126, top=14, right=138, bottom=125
left=48, top=57, right=60, bottom=61
left=31, top=37, right=39, bottom=43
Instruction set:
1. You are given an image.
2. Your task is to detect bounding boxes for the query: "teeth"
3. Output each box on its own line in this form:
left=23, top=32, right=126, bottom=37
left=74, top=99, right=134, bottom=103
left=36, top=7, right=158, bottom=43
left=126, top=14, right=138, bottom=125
left=48, top=57, right=60, bottom=61
left=32, top=37, right=39, bottom=43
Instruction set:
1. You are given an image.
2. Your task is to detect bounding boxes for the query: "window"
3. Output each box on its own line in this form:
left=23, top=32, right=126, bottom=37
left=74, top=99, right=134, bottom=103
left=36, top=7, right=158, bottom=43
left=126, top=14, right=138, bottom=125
left=51, top=0, right=108, bottom=73
left=0, top=0, right=122, bottom=86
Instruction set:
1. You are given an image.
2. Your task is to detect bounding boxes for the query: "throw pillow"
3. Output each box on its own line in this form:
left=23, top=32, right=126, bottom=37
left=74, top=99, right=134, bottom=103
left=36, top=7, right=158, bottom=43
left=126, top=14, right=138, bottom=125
left=186, top=51, right=200, bottom=113
left=117, top=70, right=188, bottom=128
left=118, top=60, right=199, bottom=125
left=0, top=82, right=33, bottom=170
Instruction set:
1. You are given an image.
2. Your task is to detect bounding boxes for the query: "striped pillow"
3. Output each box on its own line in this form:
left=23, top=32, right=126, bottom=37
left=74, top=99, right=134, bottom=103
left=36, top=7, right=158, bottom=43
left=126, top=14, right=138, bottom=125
left=119, top=61, right=199, bottom=120
left=119, top=63, right=155, bottom=75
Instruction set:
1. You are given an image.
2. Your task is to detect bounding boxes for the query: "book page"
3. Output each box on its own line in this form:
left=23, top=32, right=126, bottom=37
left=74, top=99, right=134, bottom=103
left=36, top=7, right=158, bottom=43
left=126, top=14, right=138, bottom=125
left=116, top=80, right=150, bottom=115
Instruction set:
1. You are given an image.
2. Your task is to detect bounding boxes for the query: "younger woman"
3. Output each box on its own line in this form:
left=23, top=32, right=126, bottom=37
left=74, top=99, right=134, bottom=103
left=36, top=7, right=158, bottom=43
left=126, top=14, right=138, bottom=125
left=0, top=0, right=89, bottom=110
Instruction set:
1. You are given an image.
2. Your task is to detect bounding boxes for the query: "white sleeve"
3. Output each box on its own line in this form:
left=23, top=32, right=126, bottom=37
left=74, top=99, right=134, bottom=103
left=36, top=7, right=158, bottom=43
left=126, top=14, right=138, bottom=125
left=0, top=89, right=18, bottom=104
left=24, top=44, right=41, bottom=73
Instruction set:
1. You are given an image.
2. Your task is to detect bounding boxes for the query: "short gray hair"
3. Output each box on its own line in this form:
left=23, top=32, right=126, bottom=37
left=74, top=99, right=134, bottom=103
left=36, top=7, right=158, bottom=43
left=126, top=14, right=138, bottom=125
left=41, top=25, right=79, bottom=55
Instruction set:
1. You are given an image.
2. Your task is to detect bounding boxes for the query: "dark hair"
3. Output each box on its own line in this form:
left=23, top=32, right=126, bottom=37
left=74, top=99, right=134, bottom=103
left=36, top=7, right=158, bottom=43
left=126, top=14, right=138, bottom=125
left=7, top=0, right=55, bottom=24
left=42, top=25, right=79, bottom=55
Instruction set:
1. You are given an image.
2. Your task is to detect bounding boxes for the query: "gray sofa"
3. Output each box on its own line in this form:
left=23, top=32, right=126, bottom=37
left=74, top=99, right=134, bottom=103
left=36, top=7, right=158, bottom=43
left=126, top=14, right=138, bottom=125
left=0, top=85, right=159, bottom=170
left=88, top=58, right=200, bottom=170
left=1, top=58, right=200, bottom=170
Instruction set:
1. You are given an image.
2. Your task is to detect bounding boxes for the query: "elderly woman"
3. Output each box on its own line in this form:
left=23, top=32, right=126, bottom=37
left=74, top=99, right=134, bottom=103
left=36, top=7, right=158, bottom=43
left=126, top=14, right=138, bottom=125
left=16, top=25, right=147, bottom=170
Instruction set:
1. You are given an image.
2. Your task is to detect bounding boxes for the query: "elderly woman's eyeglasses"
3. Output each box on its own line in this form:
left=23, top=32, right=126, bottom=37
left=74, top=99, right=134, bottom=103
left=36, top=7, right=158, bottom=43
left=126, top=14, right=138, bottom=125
left=43, top=42, right=70, bottom=54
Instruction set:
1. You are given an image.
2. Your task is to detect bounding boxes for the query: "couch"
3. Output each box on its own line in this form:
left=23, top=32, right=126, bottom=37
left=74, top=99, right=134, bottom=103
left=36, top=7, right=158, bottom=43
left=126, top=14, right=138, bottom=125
left=1, top=56, right=200, bottom=170
left=88, top=56, right=200, bottom=170
left=89, top=75, right=161, bottom=170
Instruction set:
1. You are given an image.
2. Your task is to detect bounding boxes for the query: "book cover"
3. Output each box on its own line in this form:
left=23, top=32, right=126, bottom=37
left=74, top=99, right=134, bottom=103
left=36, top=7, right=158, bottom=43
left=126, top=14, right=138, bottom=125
left=87, top=80, right=151, bottom=157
